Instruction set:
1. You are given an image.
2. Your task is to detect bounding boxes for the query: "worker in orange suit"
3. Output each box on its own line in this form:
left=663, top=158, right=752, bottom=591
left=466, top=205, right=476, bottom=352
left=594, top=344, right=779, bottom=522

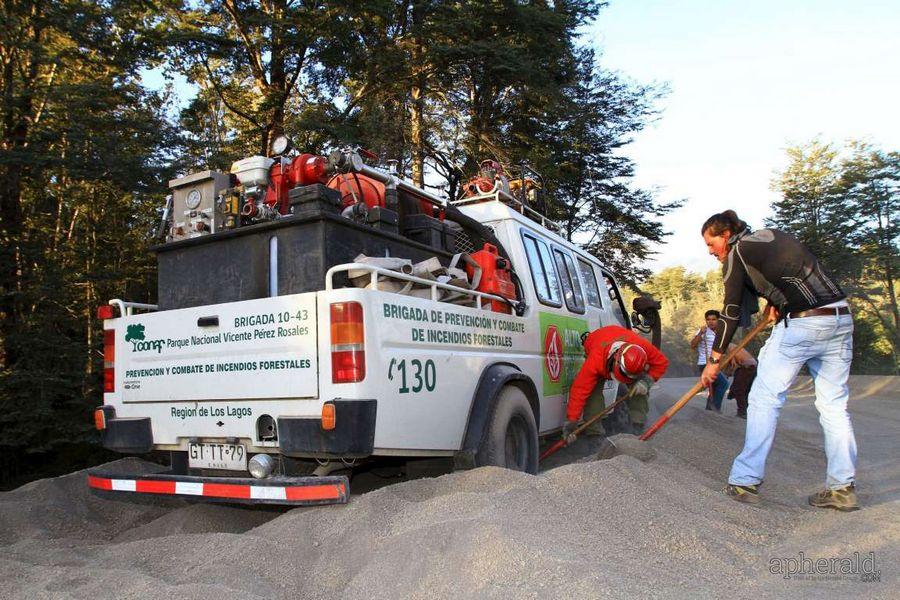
left=563, top=325, right=669, bottom=439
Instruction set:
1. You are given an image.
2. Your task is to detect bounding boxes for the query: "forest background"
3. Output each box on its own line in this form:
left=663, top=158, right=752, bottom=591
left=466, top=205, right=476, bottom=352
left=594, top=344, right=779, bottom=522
left=1, top=0, right=896, bottom=487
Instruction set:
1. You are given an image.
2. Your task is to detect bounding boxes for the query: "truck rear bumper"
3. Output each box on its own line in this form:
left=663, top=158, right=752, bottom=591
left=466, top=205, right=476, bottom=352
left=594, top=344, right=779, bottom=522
left=99, top=408, right=153, bottom=453
left=279, top=399, right=376, bottom=458
left=98, top=399, right=376, bottom=458
left=87, top=470, right=349, bottom=506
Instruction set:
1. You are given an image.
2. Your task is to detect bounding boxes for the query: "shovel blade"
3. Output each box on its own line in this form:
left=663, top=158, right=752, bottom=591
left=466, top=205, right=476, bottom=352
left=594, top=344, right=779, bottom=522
left=592, top=433, right=657, bottom=462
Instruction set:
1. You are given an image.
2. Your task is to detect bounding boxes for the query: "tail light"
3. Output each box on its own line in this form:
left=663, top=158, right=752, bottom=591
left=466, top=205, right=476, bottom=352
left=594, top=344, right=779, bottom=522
left=94, top=408, right=107, bottom=430
left=96, top=304, right=115, bottom=320
left=330, top=301, right=365, bottom=383
left=103, top=328, right=115, bottom=393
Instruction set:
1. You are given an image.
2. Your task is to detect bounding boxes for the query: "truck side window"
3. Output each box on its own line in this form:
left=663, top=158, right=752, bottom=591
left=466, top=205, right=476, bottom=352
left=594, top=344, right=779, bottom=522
left=552, top=248, right=585, bottom=314
left=577, top=258, right=603, bottom=308
left=601, top=270, right=630, bottom=328
left=521, top=231, right=561, bottom=307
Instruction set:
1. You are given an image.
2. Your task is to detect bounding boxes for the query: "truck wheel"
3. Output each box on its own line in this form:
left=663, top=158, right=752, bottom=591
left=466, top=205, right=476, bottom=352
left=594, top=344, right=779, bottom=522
left=476, top=386, right=538, bottom=474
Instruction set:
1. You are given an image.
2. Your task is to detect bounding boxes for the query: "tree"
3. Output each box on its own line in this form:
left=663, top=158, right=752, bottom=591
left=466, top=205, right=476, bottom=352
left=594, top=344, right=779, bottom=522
left=437, top=0, right=597, bottom=172
left=770, top=139, right=899, bottom=374
left=287, top=0, right=679, bottom=277
left=840, top=142, right=899, bottom=370
left=768, top=139, right=860, bottom=282
left=167, top=0, right=353, bottom=156
left=346, top=2, right=677, bottom=283
left=533, top=49, right=679, bottom=287
left=0, top=0, right=174, bottom=486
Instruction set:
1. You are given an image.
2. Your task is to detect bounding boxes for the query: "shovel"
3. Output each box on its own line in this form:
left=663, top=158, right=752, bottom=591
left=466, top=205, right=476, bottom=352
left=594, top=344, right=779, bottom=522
left=539, top=387, right=638, bottom=462
left=591, top=314, right=772, bottom=460
left=639, top=315, right=771, bottom=441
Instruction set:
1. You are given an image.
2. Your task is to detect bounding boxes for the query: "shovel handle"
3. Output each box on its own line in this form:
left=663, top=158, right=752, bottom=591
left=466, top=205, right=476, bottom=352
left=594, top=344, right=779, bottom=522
left=539, top=438, right=567, bottom=462
left=539, top=387, right=637, bottom=462
left=639, top=315, right=771, bottom=441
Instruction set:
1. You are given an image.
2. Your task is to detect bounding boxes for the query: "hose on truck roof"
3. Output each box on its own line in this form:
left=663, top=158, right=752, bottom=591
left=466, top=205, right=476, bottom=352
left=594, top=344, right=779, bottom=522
left=443, top=203, right=526, bottom=316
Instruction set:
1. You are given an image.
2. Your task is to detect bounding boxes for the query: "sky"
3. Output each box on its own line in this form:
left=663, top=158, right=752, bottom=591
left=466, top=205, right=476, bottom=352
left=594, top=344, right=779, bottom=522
left=590, top=0, right=900, bottom=274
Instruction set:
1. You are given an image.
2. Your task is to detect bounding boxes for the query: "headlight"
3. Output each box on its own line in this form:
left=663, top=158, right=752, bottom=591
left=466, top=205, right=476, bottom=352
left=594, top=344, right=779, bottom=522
left=271, top=135, right=292, bottom=156
left=248, top=453, right=275, bottom=479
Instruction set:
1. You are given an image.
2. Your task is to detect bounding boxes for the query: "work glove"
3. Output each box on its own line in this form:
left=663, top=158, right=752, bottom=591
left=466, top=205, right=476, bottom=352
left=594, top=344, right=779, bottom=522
left=561, top=420, right=578, bottom=444
left=630, top=374, right=654, bottom=397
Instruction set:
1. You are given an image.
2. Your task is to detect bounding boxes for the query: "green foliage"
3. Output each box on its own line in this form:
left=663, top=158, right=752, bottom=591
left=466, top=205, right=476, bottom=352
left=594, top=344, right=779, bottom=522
left=768, top=140, right=860, bottom=283
left=335, top=2, right=677, bottom=283
left=510, top=47, right=681, bottom=288
left=165, top=0, right=376, bottom=158
left=770, top=139, right=899, bottom=373
left=0, top=0, right=172, bottom=484
left=638, top=267, right=726, bottom=375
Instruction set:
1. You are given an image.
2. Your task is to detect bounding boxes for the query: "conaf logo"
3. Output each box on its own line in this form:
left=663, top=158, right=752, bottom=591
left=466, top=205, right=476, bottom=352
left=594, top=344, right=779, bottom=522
left=125, top=323, right=145, bottom=342
left=126, top=325, right=164, bottom=353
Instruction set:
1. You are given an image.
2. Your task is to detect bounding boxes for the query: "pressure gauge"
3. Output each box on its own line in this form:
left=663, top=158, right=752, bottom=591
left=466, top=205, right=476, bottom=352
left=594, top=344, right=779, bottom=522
left=185, top=189, right=202, bottom=210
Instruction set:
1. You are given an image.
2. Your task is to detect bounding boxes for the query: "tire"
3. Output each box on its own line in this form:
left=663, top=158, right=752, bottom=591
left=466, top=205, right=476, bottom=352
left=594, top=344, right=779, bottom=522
left=602, top=383, right=633, bottom=435
left=475, top=386, right=539, bottom=474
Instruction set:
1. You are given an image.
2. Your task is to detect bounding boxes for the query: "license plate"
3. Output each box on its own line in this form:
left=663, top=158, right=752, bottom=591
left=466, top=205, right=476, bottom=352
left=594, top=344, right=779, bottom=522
left=188, top=442, right=247, bottom=471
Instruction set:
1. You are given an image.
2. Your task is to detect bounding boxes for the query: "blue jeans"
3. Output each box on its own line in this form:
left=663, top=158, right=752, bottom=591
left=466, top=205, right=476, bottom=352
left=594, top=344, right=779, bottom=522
left=696, top=366, right=729, bottom=410
left=729, top=313, right=856, bottom=490
left=710, top=372, right=729, bottom=410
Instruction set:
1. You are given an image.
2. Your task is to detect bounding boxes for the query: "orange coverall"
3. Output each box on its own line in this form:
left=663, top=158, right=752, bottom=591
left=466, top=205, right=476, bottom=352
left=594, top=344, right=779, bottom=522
left=567, top=326, right=669, bottom=423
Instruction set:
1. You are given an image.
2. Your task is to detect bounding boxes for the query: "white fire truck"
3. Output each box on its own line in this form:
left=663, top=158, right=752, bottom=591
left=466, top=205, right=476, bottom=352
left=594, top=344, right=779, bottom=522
left=90, top=141, right=653, bottom=506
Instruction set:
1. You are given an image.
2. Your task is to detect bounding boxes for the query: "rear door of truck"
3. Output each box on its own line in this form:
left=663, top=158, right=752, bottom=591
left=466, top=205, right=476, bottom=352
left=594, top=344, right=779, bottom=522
left=113, top=293, right=318, bottom=403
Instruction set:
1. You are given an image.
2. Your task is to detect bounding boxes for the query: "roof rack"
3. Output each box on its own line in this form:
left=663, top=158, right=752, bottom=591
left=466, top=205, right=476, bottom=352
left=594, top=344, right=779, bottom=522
left=450, top=185, right=562, bottom=234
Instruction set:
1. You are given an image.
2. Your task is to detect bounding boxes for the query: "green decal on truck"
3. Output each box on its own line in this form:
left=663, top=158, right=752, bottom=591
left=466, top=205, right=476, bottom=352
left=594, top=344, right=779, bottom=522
left=539, top=312, right=589, bottom=396
left=125, top=323, right=145, bottom=342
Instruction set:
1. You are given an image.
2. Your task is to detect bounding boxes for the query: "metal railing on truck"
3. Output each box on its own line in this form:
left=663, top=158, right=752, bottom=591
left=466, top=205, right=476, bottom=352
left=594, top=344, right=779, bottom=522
left=108, top=300, right=158, bottom=316
left=325, top=263, right=509, bottom=310
left=108, top=263, right=511, bottom=315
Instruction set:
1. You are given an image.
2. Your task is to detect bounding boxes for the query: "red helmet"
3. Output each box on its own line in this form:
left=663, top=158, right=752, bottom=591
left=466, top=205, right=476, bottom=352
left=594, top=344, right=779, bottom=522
left=610, top=342, right=648, bottom=383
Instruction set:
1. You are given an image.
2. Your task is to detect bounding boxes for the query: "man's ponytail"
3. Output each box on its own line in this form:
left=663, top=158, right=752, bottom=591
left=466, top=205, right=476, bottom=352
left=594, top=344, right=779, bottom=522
left=701, top=210, right=748, bottom=237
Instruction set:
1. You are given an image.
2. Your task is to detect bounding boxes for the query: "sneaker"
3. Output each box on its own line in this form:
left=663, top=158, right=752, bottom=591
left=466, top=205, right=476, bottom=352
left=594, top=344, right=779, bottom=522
left=724, top=483, right=760, bottom=505
left=808, top=484, right=860, bottom=512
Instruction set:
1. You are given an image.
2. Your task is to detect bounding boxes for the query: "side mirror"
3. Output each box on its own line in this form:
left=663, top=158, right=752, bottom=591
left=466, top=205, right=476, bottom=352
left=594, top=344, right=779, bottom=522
left=631, top=295, right=662, bottom=348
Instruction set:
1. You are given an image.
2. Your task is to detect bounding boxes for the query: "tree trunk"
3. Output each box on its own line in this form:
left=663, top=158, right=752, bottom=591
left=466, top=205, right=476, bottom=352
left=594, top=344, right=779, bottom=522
left=0, top=171, right=24, bottom=368
left=410, top=86, right=425, bottom=187
left=409, top=0, right=427, bottom=187
left=0, top=18, right=37, bottom=368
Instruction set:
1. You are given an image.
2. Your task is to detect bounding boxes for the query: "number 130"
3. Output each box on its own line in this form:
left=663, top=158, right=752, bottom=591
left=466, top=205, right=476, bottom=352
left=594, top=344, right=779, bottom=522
left=390, top=359, right=436, bottom=393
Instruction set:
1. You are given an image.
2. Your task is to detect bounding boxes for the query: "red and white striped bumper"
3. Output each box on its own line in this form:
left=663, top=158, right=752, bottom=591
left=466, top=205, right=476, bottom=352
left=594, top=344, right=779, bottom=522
left=87, top=471, right=349, bottom=506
